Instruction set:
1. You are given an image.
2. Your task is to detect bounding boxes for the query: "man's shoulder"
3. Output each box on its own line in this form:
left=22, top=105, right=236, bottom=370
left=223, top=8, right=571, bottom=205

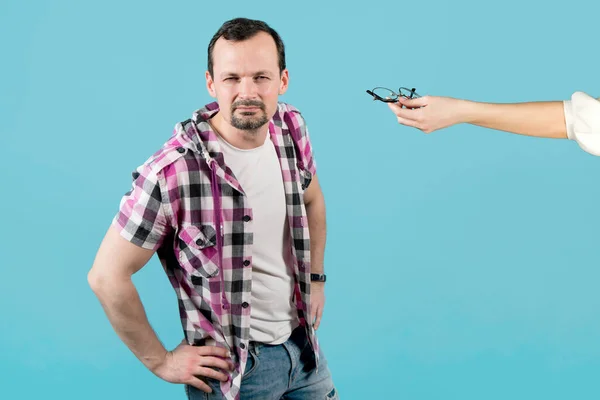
left=140, top=121, right=198, bottom=177
left=275, top=102, right=308, bottom=129
left=275, top=102, right=308, bottom=134
left=277, top=102, right=303, bottom=116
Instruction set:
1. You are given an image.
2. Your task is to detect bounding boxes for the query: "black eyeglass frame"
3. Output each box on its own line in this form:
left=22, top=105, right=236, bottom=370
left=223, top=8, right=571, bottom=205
left=366, top=87, right=420, bottom=103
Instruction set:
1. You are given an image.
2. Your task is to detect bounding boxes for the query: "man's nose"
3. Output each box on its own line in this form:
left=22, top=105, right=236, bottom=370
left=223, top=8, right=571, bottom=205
left=238, top=78, right=258, bottom=99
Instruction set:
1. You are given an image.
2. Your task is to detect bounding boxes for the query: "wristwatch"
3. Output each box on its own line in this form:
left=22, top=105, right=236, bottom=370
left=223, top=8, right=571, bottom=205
left=310, top=273, right=327, bottom=282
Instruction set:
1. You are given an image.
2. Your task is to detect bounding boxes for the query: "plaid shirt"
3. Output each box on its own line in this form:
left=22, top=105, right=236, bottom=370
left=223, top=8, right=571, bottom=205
left=113, top=102, right=318, bottom=400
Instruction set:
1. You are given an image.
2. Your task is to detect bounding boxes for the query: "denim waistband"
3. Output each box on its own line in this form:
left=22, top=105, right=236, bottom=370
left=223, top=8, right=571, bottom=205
left=249, top=324, right=306, bottom=353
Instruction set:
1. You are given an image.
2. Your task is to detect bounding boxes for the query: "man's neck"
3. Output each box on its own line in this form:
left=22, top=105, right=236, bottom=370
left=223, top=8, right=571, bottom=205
left=210, top=112, right=269, bottom=150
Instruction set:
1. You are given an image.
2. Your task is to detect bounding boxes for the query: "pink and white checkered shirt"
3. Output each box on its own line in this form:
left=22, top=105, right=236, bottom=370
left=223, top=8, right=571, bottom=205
left=113, top=102, right=319, bottom=400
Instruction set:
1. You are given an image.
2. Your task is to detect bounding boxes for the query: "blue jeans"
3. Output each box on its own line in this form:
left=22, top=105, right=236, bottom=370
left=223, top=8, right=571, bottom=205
left=185, top=327, right=338, bottom=399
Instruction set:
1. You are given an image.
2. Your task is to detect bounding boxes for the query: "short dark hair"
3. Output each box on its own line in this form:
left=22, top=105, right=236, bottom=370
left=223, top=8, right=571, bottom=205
left=207, top=18, right=286, bottom=77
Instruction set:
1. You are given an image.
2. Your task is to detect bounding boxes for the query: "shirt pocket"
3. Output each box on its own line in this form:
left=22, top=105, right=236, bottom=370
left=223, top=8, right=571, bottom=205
left=176, top=224, right=220, bottom=279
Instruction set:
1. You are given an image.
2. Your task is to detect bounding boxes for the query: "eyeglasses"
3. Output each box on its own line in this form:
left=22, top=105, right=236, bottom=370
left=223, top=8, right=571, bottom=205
left=366, top=87, right=420, bottom=103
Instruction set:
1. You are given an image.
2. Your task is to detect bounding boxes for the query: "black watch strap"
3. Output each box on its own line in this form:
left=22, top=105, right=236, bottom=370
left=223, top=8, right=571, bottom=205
left=310, top=273, right=326, bottom=282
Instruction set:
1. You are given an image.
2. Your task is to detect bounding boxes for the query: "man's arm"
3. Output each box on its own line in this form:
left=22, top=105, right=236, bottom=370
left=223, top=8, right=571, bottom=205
left=88, top=226, right=233, bottom=393
left=303, top=175, right=327, bottom=330
left=388, top=96, right=567, bottom=138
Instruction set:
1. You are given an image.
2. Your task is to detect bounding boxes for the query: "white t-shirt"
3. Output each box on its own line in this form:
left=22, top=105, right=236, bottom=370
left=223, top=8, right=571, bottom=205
left=216, top=131, right=297, bottom=345
left=564, top=91, right=600, bottom=155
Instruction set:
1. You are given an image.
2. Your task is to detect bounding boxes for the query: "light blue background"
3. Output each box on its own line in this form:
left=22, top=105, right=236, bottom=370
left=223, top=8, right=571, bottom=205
left=1, top=0, right=599, bottom=398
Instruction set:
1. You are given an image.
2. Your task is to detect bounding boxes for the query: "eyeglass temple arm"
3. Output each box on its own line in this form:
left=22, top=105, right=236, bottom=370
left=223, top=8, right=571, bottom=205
left=405, top=88, right=416, bottom=98
left=366, top=90, right=387, bottom=101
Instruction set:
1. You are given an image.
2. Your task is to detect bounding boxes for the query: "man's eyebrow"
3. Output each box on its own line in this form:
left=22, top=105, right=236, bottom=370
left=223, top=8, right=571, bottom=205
left=253, top=70, right=274, bottom=76
left=219, top=70, right=275, bottom=78
left=219, top=72, right=239, bottom=79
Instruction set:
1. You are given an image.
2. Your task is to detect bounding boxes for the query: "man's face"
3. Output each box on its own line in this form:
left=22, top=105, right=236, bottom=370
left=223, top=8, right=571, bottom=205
left=206, top=32, right=288, bottom=132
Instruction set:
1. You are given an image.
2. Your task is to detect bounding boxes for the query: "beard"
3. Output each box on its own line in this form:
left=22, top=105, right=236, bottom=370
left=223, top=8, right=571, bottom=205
left=230, top=100, right=269, bottom=131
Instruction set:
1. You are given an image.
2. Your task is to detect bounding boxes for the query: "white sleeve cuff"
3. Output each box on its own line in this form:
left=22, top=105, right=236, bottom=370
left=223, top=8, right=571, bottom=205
left=563, top=99, right=575, bottom=140
left=564, top=91, right=600, bottom=156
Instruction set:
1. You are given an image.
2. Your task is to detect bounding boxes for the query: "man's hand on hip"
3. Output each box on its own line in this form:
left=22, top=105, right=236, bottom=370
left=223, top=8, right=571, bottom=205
left=153, top=340, right=235, bottom=393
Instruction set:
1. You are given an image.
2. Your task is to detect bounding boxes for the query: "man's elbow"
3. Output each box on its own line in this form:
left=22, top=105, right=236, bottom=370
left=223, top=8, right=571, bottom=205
left=87, top=266, right=105, bottom=295
left=87, top=264, right=120, bottom=297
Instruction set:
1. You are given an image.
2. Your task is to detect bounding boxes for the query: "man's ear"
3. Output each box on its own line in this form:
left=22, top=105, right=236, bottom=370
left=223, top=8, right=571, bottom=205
left=279, top=69, right=289, bottom=95
left=206, top=71, right=217, bottom=98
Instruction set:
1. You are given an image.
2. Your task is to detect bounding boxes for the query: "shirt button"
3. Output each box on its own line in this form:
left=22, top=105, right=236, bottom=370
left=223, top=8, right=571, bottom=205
left=176, top=147, right=185, bottom=153
left=242, top=302, right=249, bottom=308
left=243, top=215, right=251, bottom=222
left=243, top=260, right=250, bottom=267
left=240, top=343, right=246, bottom=349
left=222, top=304, right=230, bottom=310
left=195, top=239, right=204, bottom=246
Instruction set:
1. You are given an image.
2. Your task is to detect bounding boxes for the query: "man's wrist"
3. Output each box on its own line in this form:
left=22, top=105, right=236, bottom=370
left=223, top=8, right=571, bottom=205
left=145, top=349, right=170, bottom=375
left=458, top=99, right=478, bottom=125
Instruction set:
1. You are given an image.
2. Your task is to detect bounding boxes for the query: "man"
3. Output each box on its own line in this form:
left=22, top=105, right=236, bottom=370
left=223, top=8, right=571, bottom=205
left=88, top=18, right=337, bottom=400
left=386, top=91, right=600, bottom=155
